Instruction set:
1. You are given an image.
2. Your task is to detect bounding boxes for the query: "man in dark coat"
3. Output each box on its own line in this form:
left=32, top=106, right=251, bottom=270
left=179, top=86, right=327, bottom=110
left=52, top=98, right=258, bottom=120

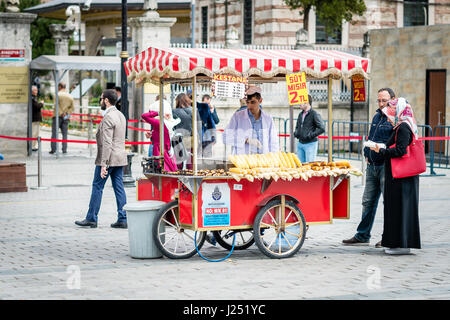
left=31, top=85, right=43, bottom=151
left=114, top=86, right=122, bottom=112
left=294, top=94, right=325, bottom=163
left=343, top=88, right=395, bottom=247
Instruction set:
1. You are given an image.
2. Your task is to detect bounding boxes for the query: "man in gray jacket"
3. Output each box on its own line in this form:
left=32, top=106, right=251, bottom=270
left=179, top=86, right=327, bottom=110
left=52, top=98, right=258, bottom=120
left=75, top=89, right=128, bottom=228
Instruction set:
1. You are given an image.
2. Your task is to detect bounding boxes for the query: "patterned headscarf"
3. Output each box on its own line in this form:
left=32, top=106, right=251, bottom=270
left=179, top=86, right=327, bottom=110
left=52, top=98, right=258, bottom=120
left=381, top=97, right=419, bottom=140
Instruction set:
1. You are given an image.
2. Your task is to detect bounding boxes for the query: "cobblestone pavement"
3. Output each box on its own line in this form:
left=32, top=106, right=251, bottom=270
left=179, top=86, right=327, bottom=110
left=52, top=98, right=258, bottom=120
left=0, top=129, right=449, bottom=300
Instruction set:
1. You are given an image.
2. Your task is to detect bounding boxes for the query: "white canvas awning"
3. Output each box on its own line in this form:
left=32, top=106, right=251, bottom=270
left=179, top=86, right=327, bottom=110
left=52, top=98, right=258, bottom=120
left=30, top=55, right=121, bottom=72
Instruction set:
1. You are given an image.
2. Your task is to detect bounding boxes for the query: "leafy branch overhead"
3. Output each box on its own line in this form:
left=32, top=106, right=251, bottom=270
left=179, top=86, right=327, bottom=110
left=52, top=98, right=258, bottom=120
left=284, top=0, right=367, bottom=34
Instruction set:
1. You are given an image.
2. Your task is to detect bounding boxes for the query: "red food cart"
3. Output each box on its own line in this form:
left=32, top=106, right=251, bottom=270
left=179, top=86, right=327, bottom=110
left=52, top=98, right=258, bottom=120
left=125, top=47, right=370, bottom=259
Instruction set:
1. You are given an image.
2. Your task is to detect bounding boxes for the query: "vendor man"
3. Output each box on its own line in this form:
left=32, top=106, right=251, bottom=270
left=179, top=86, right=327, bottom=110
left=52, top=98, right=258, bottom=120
left=223, top=86, right=279, bottom=154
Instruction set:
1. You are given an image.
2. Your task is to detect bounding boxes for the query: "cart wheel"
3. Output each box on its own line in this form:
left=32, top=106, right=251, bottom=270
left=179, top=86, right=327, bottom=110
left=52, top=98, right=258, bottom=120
left=212, top=230, right=255, bottom=251
left=254, top=199, right=306, bottom=259
left=153, top=200, right=206, bottom=259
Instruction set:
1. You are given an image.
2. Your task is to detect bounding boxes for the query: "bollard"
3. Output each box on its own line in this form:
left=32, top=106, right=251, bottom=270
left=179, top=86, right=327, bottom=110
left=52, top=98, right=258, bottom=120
left=31, top=137, right=49, bottom=190
left=123, top=152, right=136, bottom=187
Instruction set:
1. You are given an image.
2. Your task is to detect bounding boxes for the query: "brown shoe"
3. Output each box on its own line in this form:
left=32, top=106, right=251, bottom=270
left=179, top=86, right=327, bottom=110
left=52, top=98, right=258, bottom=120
left=342, top=236, right=369, bottom=246
left=375, top=240, right=382, bottom=248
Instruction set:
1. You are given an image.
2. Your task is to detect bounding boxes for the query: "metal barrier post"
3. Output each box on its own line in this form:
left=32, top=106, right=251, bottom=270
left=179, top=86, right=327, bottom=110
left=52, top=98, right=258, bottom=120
left=88, top=115, right=94, bottom=158
left=421, top=126, right=446, bottom=177
left=31, top=137, right=49, bottom=190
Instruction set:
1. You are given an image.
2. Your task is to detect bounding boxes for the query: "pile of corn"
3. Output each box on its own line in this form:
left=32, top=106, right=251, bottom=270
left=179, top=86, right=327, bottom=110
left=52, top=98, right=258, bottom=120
left=228, top=152, right=362, bottom=182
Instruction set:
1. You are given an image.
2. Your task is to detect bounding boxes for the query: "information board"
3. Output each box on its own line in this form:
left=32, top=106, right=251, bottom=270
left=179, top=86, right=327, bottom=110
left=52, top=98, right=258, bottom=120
left=0, top=66, right=28, bottom=103
left=201, top=182, right=231, bottom=227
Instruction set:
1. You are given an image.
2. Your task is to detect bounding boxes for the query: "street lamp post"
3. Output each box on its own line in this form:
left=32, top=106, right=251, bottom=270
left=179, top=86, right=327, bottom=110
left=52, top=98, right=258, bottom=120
left=191, top=0, right=195, bottom=48
left=120, top=0, right=135, bottom=187
left=121, top=0, right=129, bottom=134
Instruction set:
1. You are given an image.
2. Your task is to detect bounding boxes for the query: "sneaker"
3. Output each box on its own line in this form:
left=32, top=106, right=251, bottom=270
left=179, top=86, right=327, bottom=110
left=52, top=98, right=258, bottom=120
left=384, top=248, right=411, bottom=255
left=375, top=240, right=382, bottom=248
left=342, top=236, right=369, bottom=246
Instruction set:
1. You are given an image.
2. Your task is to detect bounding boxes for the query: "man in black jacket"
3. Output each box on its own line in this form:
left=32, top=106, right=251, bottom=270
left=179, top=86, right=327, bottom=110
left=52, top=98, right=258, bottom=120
left=31, top=85, right=43, bottom=151
left=294, top=95, right=325, bottom=163
left=343, top=88, right=395, bottom=247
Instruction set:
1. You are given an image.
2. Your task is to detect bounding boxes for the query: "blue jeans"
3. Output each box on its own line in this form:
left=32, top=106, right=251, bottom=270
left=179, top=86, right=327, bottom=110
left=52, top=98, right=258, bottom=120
left=355, top=164, right=385, bottom=242
left=85, top=166, right=127, bottom=223
left=148, top=144, right=153, bottom=157
left=296, top=140, right=318, bottom=163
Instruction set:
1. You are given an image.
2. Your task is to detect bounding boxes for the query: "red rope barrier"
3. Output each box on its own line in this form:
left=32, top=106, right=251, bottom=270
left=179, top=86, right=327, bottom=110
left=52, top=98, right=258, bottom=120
left=1, top=134, right=448, bottom=146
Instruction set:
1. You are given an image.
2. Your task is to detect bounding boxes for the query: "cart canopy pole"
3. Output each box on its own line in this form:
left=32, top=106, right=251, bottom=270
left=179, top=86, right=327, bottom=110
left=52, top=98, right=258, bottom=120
left=289, top=104, right=294, bottom=153
left=192, top=76, right=197, bottom=175
left=160, top=80, right=164, bottom=168
left=328, top=76, right=333, bottom=163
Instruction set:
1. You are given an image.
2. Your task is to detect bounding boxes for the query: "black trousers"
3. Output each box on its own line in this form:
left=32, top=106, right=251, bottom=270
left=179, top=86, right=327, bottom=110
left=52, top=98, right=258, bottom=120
left=51, top=116, right=69, bottom=153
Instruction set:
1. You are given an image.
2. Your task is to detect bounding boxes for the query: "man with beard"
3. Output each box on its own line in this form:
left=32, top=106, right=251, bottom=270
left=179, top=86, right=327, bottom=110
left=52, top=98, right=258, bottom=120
left=75, top=89, right=128, bottom=229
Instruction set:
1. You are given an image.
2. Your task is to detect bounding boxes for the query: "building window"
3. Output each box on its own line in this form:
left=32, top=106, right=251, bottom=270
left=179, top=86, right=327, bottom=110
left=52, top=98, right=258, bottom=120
left=201, top=6, right=208, bottom=44
left=315, top=16, right=341, bottom=44
left=243, top=0, right=252, bottom=45
left=404, top=0, right=428, bottom=26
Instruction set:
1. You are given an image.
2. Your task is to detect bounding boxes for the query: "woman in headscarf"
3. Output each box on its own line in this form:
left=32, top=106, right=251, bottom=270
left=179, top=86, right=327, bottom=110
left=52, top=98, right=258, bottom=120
left=370, top=97, right=421, bottom=255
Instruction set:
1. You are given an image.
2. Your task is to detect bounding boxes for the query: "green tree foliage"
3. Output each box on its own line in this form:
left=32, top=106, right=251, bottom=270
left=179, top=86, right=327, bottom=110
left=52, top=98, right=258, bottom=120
left=284, top=0, right=366, bottom=34
left=19, top=0, right=65, bottom=60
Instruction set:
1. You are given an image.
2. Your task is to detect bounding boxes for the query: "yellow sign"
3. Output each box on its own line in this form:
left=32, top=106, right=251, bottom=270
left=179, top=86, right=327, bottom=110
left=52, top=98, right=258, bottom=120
left=0, top=66, right=28, bottom=103
left=286, top=72, right=309, bottom=105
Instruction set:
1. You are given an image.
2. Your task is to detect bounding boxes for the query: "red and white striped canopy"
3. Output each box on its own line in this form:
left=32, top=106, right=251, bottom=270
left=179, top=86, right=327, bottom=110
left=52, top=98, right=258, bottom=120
left=125, top=47, right=370, bottom=83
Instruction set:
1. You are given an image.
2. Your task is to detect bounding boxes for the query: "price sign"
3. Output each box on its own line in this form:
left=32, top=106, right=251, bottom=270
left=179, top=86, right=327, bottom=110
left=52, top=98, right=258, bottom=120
left=286, top=72, right=309, bottom=105
left=352, top=75, right=366, bottom=102
left=212, top=74, right=248, bottom=99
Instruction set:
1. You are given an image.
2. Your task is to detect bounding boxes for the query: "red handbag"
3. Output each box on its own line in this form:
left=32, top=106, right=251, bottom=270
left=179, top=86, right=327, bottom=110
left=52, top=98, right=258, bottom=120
left=390, top=129, right=426, bottom=178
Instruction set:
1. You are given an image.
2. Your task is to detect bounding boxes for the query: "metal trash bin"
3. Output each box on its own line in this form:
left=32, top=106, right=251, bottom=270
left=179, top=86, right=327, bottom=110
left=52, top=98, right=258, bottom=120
left=123, top=200, right=166, bottom=259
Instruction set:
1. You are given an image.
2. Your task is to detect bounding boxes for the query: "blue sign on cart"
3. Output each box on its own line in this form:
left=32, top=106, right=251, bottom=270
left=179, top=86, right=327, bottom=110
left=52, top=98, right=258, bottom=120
left=201, top=183, right=231, bottom=227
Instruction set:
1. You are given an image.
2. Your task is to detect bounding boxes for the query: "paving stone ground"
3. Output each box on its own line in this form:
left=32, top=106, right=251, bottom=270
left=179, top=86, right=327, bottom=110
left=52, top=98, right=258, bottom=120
left=0, top=128, right=449, bottom=300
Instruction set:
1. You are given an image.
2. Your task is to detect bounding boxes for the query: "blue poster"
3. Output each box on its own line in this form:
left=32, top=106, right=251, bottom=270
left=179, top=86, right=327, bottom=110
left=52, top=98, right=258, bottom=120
left=201, top=183, right=231, bottom=227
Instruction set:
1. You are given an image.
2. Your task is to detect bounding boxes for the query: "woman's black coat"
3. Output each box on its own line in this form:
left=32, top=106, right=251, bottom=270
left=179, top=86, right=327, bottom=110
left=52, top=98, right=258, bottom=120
left=379, top=122, right=421, bottom=249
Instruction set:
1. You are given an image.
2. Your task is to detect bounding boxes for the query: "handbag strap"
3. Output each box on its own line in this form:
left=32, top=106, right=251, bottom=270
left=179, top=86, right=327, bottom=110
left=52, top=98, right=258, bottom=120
left=393, top=124, right=416, bottom=147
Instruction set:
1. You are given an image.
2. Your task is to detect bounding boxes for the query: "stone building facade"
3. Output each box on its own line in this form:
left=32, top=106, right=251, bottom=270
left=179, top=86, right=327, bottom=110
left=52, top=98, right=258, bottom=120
left=194, top=0, right=450, bottom=48
left=369, top=24, right=450, bottom=128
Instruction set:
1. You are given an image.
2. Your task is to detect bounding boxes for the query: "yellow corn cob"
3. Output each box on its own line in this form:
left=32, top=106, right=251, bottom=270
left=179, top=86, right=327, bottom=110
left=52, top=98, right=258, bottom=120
left=271, top=152, right=281, bottom=167
left=229, top=155, right=239, bottom=168
left=256, top=154, right=265, bottom=168
left=237, top=155, right=249, bottom=169
left=229, top=167, right=245, bottom=174
left=292, top=153, right=302, bottom=168
left=277, top=152, right=288, bottom=168
left=287, top=153, right=297, bottom=168
left=246, top=154, right=256, bottom=168
left=282, top=152, right=292, bottom=168
left=250, top=154, right=258, bottom=168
